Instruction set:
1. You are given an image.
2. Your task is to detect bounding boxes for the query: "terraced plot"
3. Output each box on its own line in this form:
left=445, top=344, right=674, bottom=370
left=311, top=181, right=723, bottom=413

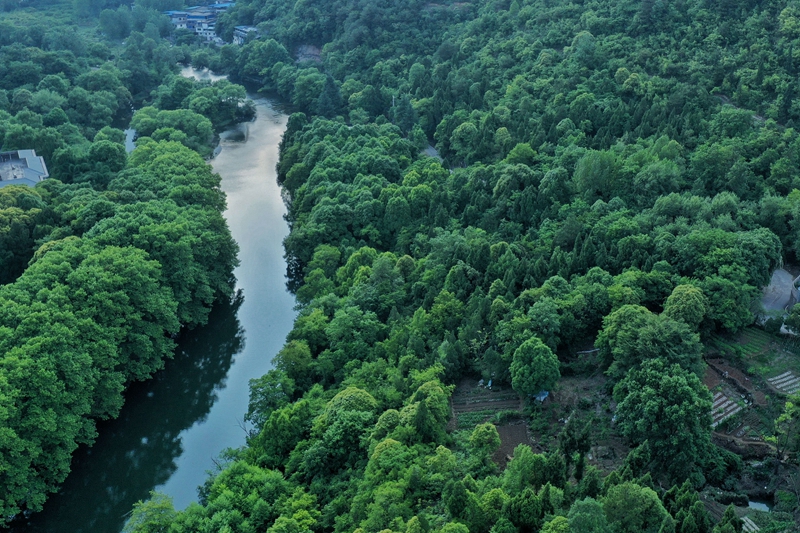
left=451, top=389, right=521, bottom=415
left=766, top=371, right=800, bottom=394
left=449, top=378, right=522, bottom=430
left=711, top=391, right=743, bottom=429
left=742, top=516, right=760, bottom=532
left=712, top=328, right=776, bottom=359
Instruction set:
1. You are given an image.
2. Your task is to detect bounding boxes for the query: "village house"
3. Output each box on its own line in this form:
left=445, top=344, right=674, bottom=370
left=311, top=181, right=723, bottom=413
left=0, top=150, right=49, bottom=188
left=165, top=3, right=235, bottom=42
left=233, top=25, right=258, bottom=45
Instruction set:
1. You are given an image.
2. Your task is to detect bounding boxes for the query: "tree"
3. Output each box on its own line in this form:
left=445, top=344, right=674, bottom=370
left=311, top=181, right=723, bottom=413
left=469, top=422, right=501, bottom=465
left=597, top=305, right=704, bottom=382
left=766, top=393, right=800, bottom=465
left=663, top=285, right=708, bottom=330
left=613, top=359, right=712, bottom=478
left=572, top=151, right=619, bottom=201
left=273, top=340, right=313, bottom=391
left=559, top=416, right=591, bottom=476
left=292, top=69, right=326, bottom=110
left=447, top=480, right=470, bottom=520
left=392, top=94, right=417, bottom=135
left=245, top=370, right=296, bottom=430
left=503, top=445, right=547, bottom=493
left=450, top=122, right=478, bottom=165
left=541, top=516, right=570, bottom=533
left=123, top=492, right=176, bottom=533
left=505, top=143, right=536, bottom=166
left=603, top=482, right=668, bottom=533
left=507, top=487, right=543, bottom=532
left=510, top=337, right=560, bottom=397
left=712, top=505, right=743, bottom=533
left=317, top=74, right=343, bottom=118
left=784, top=304, right=800, bottom=335
left=567, top=498, right=610, bottom=533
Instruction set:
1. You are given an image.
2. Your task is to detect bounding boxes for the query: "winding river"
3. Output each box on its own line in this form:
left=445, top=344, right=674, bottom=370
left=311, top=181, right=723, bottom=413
left=13, top=68, right=295, bottom=532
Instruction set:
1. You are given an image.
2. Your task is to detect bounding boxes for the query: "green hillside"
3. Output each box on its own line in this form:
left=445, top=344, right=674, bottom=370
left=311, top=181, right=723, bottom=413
left=121, top=0, right=800, bottom=531
left=2, top=0, right=800, bottom=530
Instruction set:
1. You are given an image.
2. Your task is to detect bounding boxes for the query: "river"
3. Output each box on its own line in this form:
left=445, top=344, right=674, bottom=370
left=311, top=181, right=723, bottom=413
left=12, top=68, right=295, bottom=532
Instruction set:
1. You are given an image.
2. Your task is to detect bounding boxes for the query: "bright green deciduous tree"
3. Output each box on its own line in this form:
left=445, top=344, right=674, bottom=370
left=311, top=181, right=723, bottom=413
left=613, top=359, right=712, bottom=478
left=123, top=492, right=176, bottom=533
left=510, top=337, right=560, bottom=397
left=567, top=497, right=610, bottom=533
left=603, top=482, right=668, bottom=533
left=597, top=305, right=704, bottom=381
left=663, top=285, right=708, bottom=330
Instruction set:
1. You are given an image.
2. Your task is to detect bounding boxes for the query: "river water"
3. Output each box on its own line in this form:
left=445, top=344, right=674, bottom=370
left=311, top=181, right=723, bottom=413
left=14, top=68, right=295, bottom=532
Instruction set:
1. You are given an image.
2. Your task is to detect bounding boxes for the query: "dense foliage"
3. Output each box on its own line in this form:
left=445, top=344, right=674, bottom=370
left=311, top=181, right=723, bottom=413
left=4, top=0, right=800, bottom=529
left=0, top=1, right=247, bottom=518
left=121, top=0, right=800, bottom=530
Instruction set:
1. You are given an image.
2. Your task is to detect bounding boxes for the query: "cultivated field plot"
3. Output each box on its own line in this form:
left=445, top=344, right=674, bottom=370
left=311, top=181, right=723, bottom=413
left=766, top=371, right=800, bottom=395
left=709, top=327, right=800, bottom=397
left=450, top=378, right=532, bottom=469
left=711, top=327, right=777, bottom=360
left=492, top=423, right=535, bottom=469
left=711, top=390, right=743, bottom=429
left=450, top=378, right=522, bottom=430
left=742, top=516, right=760, bottom=532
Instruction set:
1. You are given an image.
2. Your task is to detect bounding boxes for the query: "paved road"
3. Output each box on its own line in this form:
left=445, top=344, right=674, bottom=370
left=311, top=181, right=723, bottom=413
left=761, top=269, right=796, bottom=311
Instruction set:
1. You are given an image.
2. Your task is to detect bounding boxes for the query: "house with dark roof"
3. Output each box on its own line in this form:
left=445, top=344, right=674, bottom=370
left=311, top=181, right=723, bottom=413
left=165, top=10, right=189, bottom=29
left=233, top=25, right=258, bottom=45
left=165, top=3, right=234, bottom=41
left=0, top=150, right=49, bottom=188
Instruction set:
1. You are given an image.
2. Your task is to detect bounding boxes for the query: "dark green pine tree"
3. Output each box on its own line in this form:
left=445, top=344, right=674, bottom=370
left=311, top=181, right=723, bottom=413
left=778, top=82, right=794, bottom=124
left=392, top=94, right=418, bottom=135
left=316, top=74, right=343, bottom=118
left=446, top=480, right=470, bottom=520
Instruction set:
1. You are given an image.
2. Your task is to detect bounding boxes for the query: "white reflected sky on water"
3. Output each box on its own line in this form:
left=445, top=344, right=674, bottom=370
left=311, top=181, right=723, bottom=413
left=156, top=68, right=295, bottom=509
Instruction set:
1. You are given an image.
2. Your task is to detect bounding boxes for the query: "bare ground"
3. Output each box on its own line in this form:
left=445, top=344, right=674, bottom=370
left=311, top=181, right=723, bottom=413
left=493, top=422, right=535, bottom=469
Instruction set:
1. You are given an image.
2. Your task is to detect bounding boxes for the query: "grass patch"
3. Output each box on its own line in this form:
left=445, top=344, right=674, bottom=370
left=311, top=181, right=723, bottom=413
left=490, top=410, right=524, bottom=425
left=710, top=327, right=800, bottom=380
left=456, top=409, right=496, bottom=429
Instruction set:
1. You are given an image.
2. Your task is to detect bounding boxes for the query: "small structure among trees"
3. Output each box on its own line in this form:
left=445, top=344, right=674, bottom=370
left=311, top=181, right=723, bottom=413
left=0, top=149, right=49, bottom=188
left=233, top=25, right=258, bottom=45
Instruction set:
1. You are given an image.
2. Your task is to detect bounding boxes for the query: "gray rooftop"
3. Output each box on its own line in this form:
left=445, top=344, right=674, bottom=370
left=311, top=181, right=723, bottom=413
left=0, top=150, right=49, bottom=188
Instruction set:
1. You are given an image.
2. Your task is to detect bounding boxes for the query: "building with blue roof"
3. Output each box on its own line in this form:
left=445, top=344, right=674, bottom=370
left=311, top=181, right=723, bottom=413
left=165, top=3, right=235, bottom=40
left=0, top=150, right=49, bottom=188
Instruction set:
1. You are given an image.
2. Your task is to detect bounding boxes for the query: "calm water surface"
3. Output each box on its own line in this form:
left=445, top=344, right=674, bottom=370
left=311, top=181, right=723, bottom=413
left=14, top=68, right=295, bottom=532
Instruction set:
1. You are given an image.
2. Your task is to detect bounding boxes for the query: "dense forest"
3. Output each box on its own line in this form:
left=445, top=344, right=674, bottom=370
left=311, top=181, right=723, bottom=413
left=115, top=0, right=800, bottom=531
left=3, top=0, right=800, bottom=531
left=0, top=0, right=252, bottom=520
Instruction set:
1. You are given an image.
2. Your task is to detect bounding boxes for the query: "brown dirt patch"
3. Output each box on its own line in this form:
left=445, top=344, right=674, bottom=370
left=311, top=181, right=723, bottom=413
left=707, top=358, right=767, bottom=406
left=295, top=44, right=321, bottom=63
left=712, top=433, right=774, bottom=459
left=492, top=422, right=535, bottom=469
left=587, top=436, right=631, bottom=471
left=704, top=366, right=723, bottom=389
left=551, top=374, right=609, bottom=410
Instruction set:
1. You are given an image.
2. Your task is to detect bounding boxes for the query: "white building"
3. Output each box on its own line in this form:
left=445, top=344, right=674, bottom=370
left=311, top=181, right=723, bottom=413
left=0, top=150, right=49, bottom=188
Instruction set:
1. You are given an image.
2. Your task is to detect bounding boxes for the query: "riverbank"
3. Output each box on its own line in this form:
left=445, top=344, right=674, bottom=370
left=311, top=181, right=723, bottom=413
left=12, top=69, right=294, bottom=532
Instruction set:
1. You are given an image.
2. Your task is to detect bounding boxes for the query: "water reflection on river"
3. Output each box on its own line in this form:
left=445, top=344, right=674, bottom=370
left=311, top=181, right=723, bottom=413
left=14, top=68, right=295, bottom=532
left=13, top=298, right=244, bottom=532
left=155, top=68, right=295, bottom=508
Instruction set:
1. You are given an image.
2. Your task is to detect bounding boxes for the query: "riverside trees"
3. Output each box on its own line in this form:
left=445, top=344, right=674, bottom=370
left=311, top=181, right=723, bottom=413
left=6, top=0, right=800, bottom=528
left=134, top=0, right=800, bottom=528
left=0, top=2, right=245, bottom=518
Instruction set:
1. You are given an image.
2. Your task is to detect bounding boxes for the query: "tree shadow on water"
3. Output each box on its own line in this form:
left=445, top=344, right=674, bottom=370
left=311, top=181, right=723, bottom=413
left=10, top=293, right=245, bottom=533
